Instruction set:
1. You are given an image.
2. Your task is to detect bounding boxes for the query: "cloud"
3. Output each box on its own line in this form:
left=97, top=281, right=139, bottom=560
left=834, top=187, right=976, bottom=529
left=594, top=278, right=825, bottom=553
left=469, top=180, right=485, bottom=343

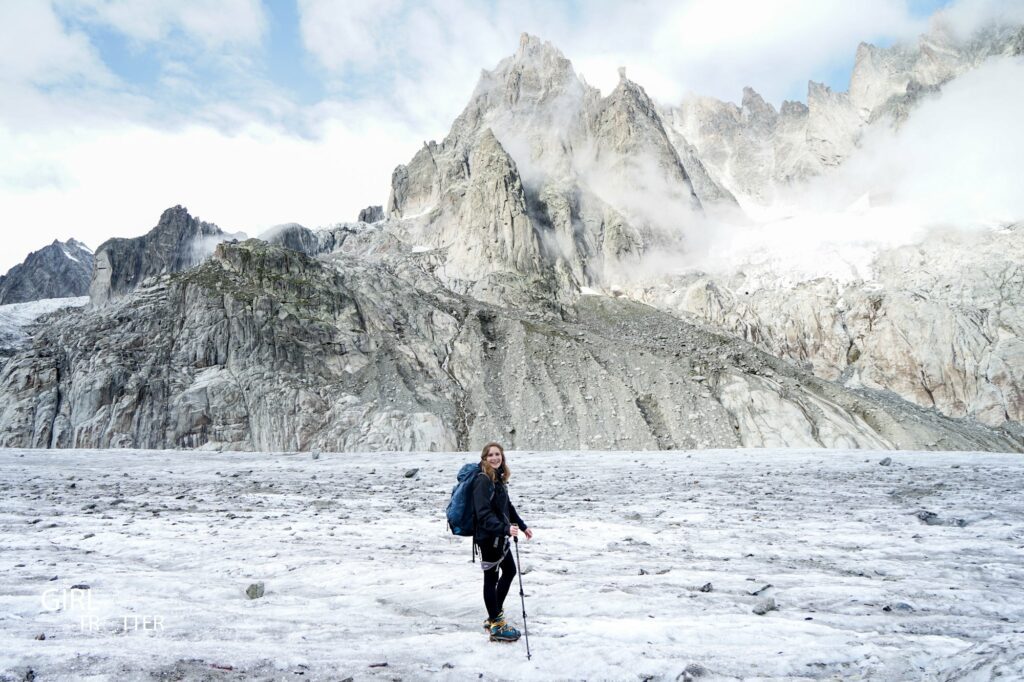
left=0, top=1, right=155, bottom=133
left=0, top=1, right=270, bottom=132
left=0, top=118, right=421, bottom=273
left=0, top=0, right=113, bottom=87
left=933, top=0, right=1024, bottom=40
left=838, top=55, right=1024, bottom=227
left=1, top=0, right=299, bottom=136
left=642, top=0, right=923, bottom=103
left=296, top=0, right=402, bottom=72
left=56, top=0, right=267, bottom=49
left=670, top=54, right=1024, bottom=285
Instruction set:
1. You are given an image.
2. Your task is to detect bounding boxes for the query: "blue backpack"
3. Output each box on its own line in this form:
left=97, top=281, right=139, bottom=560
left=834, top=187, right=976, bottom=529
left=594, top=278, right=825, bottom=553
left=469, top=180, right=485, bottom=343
left=446, top=462, right=486, bottom=536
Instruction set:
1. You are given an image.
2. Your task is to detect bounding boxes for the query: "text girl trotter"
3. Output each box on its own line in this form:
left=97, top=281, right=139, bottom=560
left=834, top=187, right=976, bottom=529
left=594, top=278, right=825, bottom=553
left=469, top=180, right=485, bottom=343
left=473, top=442, right=533, bottom=642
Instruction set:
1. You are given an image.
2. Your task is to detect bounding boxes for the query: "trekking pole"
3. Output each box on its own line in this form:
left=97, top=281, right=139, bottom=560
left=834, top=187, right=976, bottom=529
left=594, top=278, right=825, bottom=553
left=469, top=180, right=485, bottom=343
left=513, top=536, right=531, bottom=660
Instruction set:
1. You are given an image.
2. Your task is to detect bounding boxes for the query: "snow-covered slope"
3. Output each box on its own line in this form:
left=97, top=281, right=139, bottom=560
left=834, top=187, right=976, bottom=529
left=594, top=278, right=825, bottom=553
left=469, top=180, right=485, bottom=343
left=1, top=447, right=1021, bottom=680
left=0, top=297, right=88, bottom=361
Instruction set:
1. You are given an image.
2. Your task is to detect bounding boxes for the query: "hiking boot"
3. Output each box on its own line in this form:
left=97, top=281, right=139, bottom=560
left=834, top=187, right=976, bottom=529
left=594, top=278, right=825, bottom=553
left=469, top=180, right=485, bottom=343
left=489, top=620, right=521, bottom=642
left=483, top=611, right=505, bottom=631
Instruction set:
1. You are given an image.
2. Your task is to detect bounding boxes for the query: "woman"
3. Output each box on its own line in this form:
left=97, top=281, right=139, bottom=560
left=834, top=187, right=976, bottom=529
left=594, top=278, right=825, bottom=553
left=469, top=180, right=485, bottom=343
left=473, top=441, right=533, bottom=642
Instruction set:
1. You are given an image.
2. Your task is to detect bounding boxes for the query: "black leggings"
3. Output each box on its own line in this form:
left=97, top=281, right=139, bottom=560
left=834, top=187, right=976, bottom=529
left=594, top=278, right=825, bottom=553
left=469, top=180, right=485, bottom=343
left=479, top=537, right=517, bottom=621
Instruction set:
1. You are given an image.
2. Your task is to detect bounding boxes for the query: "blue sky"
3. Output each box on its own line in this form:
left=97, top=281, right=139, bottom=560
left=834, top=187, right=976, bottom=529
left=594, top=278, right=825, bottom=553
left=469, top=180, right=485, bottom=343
left=1, top=0, right=1019, bottom=273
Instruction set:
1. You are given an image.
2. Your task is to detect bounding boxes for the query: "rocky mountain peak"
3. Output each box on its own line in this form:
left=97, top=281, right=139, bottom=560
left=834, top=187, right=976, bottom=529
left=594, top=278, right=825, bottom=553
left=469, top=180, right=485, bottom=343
left=740, top=86, right=778, bottom=127
left=515, top=32, right=564, bottom=63
left=849, top=21, right=1024, bottom=120
left=473, top=127, right=508, bottom=163
left=470, top=32, right=581, bottom=112
left=804, top=81, right=862, bottom=167
left=806, top=80, right=835, bottom=103
left=63, top=238, right=93, bottom=255
left=153, top=205, right=221, bottom=239
left=0, top=239, right=94, bottom=305
left=391, top=34, right=712, bottom=295
left=357, top=205, right=384, bottom=223
left=88, top=205, right=229, bottom=305
left=849, top=40, right=916, bottom=115
left=599, top=74, right=671, bottom=135
left=593, top=76, right=699, bottom=203
left=779, top=99, right=809, bottom=118
left=427, top=32, right=592, bottom=193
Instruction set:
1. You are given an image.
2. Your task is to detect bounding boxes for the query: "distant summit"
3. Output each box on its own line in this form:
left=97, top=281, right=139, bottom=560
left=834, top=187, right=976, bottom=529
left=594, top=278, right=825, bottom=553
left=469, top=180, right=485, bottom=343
left=0, top=239, right=94, bottom=305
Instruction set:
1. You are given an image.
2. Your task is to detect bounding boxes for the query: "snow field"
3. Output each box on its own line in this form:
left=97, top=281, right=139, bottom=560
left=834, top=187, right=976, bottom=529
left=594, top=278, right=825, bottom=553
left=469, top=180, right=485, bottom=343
left=0, top=448, right=1022, bottom=680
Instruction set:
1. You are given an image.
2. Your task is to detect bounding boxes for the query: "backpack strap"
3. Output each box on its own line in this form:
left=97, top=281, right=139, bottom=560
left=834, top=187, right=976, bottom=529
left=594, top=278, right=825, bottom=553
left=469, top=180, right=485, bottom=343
left=471, top=472, right=495, bottom=564
left=479, top=537, right=510, bottom=571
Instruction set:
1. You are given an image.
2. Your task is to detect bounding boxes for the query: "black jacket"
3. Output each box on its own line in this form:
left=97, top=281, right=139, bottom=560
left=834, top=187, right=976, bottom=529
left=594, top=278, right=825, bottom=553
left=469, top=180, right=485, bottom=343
left=472, top=466, right=527, bottom=544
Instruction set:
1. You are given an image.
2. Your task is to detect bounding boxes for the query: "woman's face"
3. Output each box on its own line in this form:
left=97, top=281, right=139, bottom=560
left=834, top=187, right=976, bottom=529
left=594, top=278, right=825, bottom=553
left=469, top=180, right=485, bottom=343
left=485, top=446, right=503, bottom=469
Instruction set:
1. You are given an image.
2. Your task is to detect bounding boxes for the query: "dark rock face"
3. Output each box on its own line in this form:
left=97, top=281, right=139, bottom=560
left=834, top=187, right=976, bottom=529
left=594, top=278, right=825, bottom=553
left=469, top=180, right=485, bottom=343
left=262, top=224, right=325, bottom=257
left=262, top=222, right=400, bottom=260
left=88, top=206, right=227, bottom=305
left=357, top=206, right=384, bottom=223
left=0, top=240, right=94, bottom=304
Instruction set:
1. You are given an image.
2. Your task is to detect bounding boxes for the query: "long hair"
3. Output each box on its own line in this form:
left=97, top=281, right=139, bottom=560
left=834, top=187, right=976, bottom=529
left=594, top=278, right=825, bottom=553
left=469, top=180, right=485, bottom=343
left=479, top=441, right=510, bottom=483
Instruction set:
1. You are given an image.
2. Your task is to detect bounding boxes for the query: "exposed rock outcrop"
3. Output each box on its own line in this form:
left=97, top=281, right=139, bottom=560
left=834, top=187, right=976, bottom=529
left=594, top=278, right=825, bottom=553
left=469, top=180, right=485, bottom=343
left=357, top=205, right=385, bottom=223
left=639, top=223, right=1024, bottom=430
left=260, top=222, right=404, bottom=260
left=666, top=82, right=856, bottom=206
left=88, top=206, right=229, bottom=305
left=0, top=297, right=88, bottom=369
left=0, top=240, right=1016, bottom=452
left=0, top=240, right=93, bottom=305
left=386, top=34, right=716, bottom=293
left=588, top=74, right=700, bottom=211
left=2, top=240, right=461, bottom=450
